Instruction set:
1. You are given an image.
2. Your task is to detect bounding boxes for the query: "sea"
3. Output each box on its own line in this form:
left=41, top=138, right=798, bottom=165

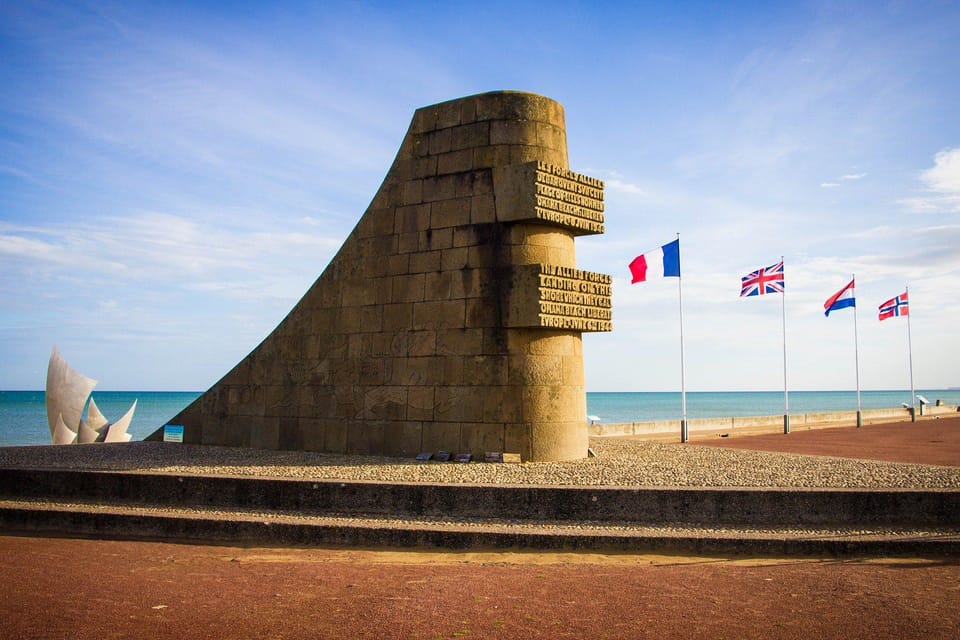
left=2, top=388, right=958, bottom=448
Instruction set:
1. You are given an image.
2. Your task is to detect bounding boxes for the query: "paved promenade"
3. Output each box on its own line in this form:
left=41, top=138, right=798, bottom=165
left=695, top=414, right=960, bottom=466
left=1, top=416, right=958, bottom=639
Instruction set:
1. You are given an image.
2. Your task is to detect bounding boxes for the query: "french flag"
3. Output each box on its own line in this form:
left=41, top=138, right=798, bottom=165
left=824, top=279, right=856, bottom=316
left=629, top=239, right=681, bottom=283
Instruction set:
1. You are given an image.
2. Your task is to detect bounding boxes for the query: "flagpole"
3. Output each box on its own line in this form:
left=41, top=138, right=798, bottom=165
left=906, top=285, right=916, bottom=422
left=781, top=256, right=789, bottom=434
left=677, top=233, right=688, bottom=443
left=852, top=274, right=862, bottom=428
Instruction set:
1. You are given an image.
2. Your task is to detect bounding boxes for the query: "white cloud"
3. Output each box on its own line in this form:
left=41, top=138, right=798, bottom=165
left=0, top=213, right=342, bottom=299
left=921, top=148, right=960, bottom=194
left=582, top=170, right=648, bottom=196
left=605, top=178, right=647, bottom=195
left=821, top=171, right=866, bottom=188
left=898, top=196, right=945, bottom=213
left=0, top=233, right=64, bottom=262
left=901, top=148, right=960, bottom=213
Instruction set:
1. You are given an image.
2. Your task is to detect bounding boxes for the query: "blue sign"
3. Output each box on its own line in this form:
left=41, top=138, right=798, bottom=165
left=163, top=424, right=184, bottom=443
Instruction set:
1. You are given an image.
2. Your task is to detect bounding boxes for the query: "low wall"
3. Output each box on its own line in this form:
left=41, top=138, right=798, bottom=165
left=590, top=404, right=959, bottom=439
left=1, top=468, right=958, bottom=527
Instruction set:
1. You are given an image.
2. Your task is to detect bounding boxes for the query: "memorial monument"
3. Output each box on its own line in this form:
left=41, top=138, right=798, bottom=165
left=147, top=91, right=611, bottom=461
left=46, top=346, right=135, bottom=444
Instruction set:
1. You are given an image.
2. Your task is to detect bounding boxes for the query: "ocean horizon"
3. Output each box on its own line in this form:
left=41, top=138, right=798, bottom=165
left=2, top=388, right=958, bottom=448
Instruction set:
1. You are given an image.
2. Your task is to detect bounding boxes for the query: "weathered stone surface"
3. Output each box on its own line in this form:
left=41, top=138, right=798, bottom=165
left=147, top=91, right=611, bottom=461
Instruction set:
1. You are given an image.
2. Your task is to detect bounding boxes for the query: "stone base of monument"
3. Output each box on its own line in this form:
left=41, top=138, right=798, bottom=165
left=1, top=466, right=957, bottom=556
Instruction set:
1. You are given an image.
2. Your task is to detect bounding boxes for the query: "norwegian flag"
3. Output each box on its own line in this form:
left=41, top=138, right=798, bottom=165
left=740, top=260, right=785, bottom=297
left=878, top=292, right=909, bottom=321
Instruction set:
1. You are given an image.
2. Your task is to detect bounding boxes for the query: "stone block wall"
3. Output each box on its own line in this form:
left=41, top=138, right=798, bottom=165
left=148, top=91, right=611, bottom=461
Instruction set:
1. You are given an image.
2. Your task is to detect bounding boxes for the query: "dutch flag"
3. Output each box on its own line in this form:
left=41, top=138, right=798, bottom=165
left=824, top=279, right=856, bottom=316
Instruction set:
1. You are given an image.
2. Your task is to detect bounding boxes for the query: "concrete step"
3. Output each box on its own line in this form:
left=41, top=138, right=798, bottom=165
left=2, top=497, right=959, bottom=557
left=3, top=468, right=958, bottom=528
left=2, top=467, right=959, bottom=556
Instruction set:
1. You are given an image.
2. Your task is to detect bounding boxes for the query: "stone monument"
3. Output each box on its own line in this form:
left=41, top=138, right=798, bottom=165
left=147, top=91, right=611, bottom=461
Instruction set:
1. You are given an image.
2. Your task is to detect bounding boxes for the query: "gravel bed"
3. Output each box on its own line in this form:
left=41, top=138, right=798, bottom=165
left=1, top=439, right=958, bottom=489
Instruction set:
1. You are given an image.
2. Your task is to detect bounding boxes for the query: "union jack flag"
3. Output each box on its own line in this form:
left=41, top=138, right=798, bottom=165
left=740, top=260, right=785, bottom=297
left=878, top=292, right=909, bottom=321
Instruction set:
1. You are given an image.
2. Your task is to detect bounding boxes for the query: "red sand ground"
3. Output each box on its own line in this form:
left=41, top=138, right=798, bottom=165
left=696, top=414, right=960, bottom=466
left=1, top=416, right=958, bottom=640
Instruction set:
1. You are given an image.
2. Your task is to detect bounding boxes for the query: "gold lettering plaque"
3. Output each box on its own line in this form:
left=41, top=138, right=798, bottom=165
left=505, top=264, right=613, bottom=332
left=493, top=161, right=605, bottom=235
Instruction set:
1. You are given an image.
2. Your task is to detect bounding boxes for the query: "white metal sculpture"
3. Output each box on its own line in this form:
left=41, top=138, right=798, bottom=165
left=45, top=346, right=136, bottom=444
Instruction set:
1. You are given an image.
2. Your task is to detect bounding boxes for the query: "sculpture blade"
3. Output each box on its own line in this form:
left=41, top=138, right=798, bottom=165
left=103, top=399, right=137, bottom=443
left=52, top=414, right=77, bottom=445
left=77, top=419, right=100, bottom=444
left=86, top=397, right=109, bottom=433
left=45, top=346, right=97, bottom=436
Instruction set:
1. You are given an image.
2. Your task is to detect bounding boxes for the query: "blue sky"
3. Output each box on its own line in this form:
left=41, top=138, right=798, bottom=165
left=1, top=0, right=958, bottom=392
